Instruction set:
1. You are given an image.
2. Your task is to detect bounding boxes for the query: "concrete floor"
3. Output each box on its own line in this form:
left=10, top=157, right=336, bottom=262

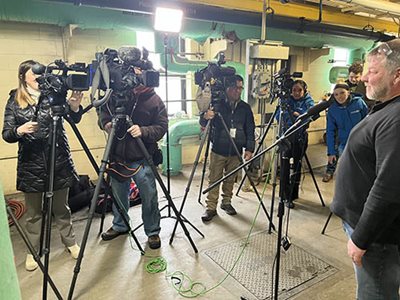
left=8, top=144, right=357, bottom=300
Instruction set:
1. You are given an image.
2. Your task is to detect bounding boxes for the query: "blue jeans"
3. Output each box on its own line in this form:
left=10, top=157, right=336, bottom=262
left=343, top=222, right=400, bottom=300
left=110, top=160, right=161, bottom=237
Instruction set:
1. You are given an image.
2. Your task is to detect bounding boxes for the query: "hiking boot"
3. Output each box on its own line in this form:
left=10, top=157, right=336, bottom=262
left=67, top=244, right=80, bottom=259
left=25, top=254, right=38, bottom=272
left=322, top=173, right=333, bottom=183
left=148, top=235, right=161, bottom=249
left=220, top=203, right=237, bottom=215
left=201, top=209, right=217, bottom=222
left=101, top=227, right=129, bottom=241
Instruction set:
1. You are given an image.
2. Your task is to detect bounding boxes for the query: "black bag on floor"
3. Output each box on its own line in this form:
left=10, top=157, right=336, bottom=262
left=68, top=175, right=95, bottom=213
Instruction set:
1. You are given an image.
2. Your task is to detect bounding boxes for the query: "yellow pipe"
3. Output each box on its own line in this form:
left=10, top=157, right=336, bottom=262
left=182, top=0, right=398, bottom=34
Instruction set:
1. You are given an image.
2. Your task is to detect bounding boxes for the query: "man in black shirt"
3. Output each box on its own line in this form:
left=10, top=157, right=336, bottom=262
left=331, top=39, right=400, bottom=299
left=200, top=75, right=255, bottom=221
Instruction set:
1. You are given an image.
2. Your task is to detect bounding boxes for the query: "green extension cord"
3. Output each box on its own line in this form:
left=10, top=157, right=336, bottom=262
left=128, top=153, right=276, bottom=298
left=145, top=256, right=167, bottom=273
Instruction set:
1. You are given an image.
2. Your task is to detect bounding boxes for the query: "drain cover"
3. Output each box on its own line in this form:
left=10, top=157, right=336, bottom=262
left=204, top=231, right=337, bottom=299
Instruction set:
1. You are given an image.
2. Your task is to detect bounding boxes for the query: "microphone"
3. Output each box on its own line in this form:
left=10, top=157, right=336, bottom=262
left=118, top=46, right=142, bottom=64
left=273, top=67, right=287, bottom=78
left=31, top=63, right=47, bottom=75
left=296, top=98, right=333, bottom=121
left=292, top=72, right=303, bottom=78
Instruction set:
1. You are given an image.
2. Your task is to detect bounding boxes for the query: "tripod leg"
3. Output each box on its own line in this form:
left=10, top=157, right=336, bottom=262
left=198, top=127, right=211, bottom=204
left=98, top=181, right=109, bottom=235
left=6, top=205, right=63, bottom=300
left=268, top=148, right=279, bottom=233
left=303, top=153, right=325, bottom=207
left=321, top=212, right=333, bottom=235
left=42, top=115, right=61, bottom=300
left=236, top=106, right=278, bottom=196
left=65, top=115, right=122, bottom=236
left=273, top=144, right=292, bottom=300
left=169, top=122, right=211, bottom=244
left=216, top=113, right=275, bottom=230
left=38, top=193, right=46, bottom=257
left=68, top=120, right=144, bottom=300
left=108, top=179, right=144, bottom=253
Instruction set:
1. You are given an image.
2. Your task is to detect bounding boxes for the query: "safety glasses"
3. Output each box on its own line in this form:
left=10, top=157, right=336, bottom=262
left=371, top=42, right=393, bottom=57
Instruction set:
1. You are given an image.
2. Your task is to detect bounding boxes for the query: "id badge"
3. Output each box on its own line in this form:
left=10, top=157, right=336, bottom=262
left=230, top=128, right=236, bottom=138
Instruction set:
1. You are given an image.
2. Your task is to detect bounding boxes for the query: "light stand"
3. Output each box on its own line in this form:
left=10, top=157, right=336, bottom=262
left=154, top=6, right=183, bottom=196
left=163, top=33, right=171, bottom=195
left=153, top=6, right=186, bottom=224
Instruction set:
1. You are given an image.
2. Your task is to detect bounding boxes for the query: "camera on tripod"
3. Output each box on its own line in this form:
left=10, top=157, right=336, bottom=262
left=272, top=68, right=303, bottom=100
left=92, top=46, right=160, bottom=94
left=194, top=53, right=236, bottom=112
left=32, top=60, right=90, bottom=106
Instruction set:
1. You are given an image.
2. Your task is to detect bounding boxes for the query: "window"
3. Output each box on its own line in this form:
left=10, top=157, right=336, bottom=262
left=332, top=47, right=350, bottom=89
left=136, top=31, right=187, bottom=116
left=155, top=75, right=186, bottom=116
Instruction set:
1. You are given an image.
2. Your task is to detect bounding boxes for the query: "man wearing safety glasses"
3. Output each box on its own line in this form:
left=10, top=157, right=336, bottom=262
left=331, top=39, right=400, bottom=300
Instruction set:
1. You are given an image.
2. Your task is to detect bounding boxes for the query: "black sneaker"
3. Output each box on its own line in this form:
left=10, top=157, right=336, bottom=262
left=201, top=209, right=217, bottom=222
left=285, top=201, right=295, bottom=209
left=220, top=203, right=237, bottom=215
left=148, top=235, right=161, bottom=249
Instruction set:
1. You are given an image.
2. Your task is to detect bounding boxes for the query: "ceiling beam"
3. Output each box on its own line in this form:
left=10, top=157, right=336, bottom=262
left=181, top=0, right=399, bottom=33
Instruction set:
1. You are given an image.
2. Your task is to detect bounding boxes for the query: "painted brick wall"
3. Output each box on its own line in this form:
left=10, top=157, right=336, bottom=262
left=0, top=21, right=137, bottom=194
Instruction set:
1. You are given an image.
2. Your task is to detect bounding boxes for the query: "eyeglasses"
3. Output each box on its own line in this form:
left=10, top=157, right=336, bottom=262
left=372, top=42, right=393, bottom=57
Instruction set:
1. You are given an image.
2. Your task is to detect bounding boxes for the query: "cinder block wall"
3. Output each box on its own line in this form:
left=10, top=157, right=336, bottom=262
left=0, top=21, right=137, bottom=194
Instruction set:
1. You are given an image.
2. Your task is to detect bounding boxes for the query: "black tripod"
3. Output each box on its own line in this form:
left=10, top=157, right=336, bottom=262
left=237, top=103, right=325, bottom=204
left=175, top=108, right=275, bottom=238
left=39, top=105, right=67, bottom=300
left=6, top=200, right=63, bottom=300
left=203, top=115, right=317, bottom=300
left=68, top=97, right=198, bottom=300
left=64, top=113, right=118, bottom=235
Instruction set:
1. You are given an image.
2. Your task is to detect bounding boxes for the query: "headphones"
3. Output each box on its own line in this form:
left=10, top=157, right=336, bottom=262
left=292, top=79, right=308, bottom=94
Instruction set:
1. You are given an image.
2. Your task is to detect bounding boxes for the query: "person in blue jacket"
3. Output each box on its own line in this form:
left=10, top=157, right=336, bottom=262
left=322, top=83, right=368, bottom=182
left=277, top=80, right=314, bottom=208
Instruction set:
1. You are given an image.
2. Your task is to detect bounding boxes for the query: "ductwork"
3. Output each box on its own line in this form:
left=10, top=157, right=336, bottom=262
left=336, top=0, right=400, bottom=16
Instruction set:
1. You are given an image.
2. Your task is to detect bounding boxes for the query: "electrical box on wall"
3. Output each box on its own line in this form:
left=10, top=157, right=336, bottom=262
left=250, top=44, right=289, bottom=60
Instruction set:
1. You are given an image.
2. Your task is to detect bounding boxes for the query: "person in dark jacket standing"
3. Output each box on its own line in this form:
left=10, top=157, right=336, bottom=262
left=99, top=85, right=167, bottom=250
left=2, top=60, right=83, bottom=271
left=276, top=80, right=314, bottom=208
left=331, top=39, right=400, bottom=300
left=322, top=83, right=368, bottom=182
left=200, top=75, right=255, bottom=222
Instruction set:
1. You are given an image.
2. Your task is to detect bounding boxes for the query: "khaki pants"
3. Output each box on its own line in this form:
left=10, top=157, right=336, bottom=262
left=206, top=152, right=241, bottom=211
left=24, top=187, right=76, bottom=253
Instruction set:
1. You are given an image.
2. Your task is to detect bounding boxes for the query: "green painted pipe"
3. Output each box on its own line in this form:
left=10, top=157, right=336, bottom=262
left=0, top=184, right=21, bottom=300
left=348, top=48, right=367, bottom=64
left=161, top=119, right=201, bottom=176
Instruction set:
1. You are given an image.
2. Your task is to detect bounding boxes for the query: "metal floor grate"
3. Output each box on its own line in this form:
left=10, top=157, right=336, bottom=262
left=204, top=231, right=337, bottom=299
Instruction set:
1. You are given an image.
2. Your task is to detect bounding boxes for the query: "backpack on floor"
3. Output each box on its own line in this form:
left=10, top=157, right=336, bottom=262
left=68, top=175, right=95, bottom=213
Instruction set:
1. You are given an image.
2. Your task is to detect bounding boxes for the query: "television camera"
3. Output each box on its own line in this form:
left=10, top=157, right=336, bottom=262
left=194, top=53, right=236, bottom=112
